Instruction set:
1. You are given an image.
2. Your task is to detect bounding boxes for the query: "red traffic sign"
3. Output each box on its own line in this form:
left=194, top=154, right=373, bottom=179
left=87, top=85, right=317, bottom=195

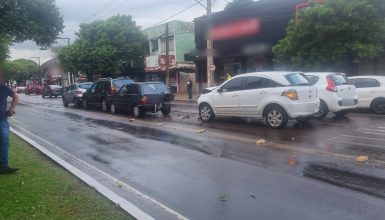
left=208, top=64, right=216, bottom=71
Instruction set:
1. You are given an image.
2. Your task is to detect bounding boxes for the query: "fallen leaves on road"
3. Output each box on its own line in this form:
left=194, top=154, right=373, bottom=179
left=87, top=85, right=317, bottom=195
left=356, top=155, right=369, bottom=163
left=219, top=195, right=229, bottom=202
left=256, top=139, right=266, bottom=145
left=250, top=195, right=256, bottom=199
left=196, top=129, right=206, bottom=133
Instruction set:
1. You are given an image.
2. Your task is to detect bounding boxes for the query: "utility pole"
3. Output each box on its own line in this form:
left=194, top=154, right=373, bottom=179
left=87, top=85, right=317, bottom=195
left=165, top=22, right=170, bottom=86
left=206, top=0, right=214, bottom=87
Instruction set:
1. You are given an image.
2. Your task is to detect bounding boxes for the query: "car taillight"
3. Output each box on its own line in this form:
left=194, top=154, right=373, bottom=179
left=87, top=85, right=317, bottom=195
left=76, top=91, right=82, bottom=95
left=110, top=86, right=117, bottom=94
left=140, top=96, right=149, bottom=105
left=326, top=76, right=338, bottom=92
left=281, top=89, right=298, bottom=100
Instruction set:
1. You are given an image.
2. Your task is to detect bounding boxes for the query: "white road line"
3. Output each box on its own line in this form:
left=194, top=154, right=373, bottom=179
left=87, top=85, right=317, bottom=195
left=358, top=128, right=385, bottom=133
left=338, top=134, right=385, bottom=142
left=378, top=127, right=385, bottom=129
left=361, top=132, right=385, bottom=136
left=11, top=125, right=189, bottom=220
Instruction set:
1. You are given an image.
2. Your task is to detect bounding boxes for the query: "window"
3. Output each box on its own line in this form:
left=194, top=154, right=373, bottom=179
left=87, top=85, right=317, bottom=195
left=244, top=77, right=263, bottom=90
left=95, top=82, right=104, bottom=91
left=221, top=77, right=244, bottom=92
left=160, top=37, right=174, bottom=52
left=354, top=78, right=381, bottom=88
left=127, top=84, right=138, bottom=94
left=285, top=73, right=311, bottom=86
left=79, top=83, right=92, bottom=90
left=306, top=75, right=320, bottom=85
left=263, top=78, right=283, bottom=88
left=119, top=85, right=127, bottom=95
left=151, top=40, right=158, bottom=53
left=329, top=74, right=347, bottom=86
left=113, top=79, right=134, bottom=89
left=142, top=83, right=169, bottom=95
left=70, top=84, right=77, bottom=90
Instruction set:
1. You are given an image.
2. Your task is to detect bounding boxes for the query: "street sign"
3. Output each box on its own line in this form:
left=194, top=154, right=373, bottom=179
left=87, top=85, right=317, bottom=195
left=208, top=64, right=216, bottom=71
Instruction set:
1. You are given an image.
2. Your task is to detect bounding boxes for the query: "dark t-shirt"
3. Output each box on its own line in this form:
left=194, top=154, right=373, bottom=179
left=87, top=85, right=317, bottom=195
left=187, top=80, right=193, bottom=89
left=0, top=84, right=14, bottom=119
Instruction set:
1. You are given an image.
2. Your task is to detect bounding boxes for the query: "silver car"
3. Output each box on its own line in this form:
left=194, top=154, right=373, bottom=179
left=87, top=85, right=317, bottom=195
left=62, top=82, right=93, bottom=107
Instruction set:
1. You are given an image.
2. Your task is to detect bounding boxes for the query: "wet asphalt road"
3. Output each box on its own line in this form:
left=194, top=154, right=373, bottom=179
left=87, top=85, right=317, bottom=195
left=9, top=94, right=385, bottom=220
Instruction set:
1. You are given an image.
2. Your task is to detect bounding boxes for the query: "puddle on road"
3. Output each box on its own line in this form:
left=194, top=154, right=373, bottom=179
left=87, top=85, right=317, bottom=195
left=303, top=163, right=385, bottom=198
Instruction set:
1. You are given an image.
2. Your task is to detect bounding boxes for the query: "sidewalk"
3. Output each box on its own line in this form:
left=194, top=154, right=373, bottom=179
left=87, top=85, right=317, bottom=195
left=173, top=93, right=199, bottom=102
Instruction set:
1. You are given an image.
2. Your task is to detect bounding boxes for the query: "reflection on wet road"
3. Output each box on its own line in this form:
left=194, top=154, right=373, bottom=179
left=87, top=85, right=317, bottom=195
left=10, top=95, right=385, bottom=220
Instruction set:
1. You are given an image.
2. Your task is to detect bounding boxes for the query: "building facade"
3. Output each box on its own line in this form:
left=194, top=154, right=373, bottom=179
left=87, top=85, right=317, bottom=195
left=142, top=20, right=196, bottom=93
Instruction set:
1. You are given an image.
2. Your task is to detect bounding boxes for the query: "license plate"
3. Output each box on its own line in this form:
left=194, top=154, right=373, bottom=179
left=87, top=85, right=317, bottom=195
left=341, top=99, right=355, bottom=106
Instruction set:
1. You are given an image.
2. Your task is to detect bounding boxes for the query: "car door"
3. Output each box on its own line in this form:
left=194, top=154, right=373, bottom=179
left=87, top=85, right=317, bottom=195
left=354, top=78, right=381, bottom=108
left=213, top=77, right=244, bottom=115
left=238, top=76, right=265, bottom=116
left=88, top=82, right=101, bottom=105
left=125, top=84, right=139, bottom=109
left=115, top=85, right=128, bottom=110
left=94, top=81, right=105, bottom=105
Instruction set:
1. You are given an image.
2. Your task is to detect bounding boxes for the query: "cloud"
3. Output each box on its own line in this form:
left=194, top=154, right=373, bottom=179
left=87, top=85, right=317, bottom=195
left=10, top=0, right=227, bottom=63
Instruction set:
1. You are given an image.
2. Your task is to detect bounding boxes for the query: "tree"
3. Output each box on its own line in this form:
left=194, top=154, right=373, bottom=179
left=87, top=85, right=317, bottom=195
left=224, top=0, right=255, bottom=11
left=273, top=0, right=385, bottom=74
left=57, top=15, right=147, bottom=80
left=2, top=59, right=38, bottom=85
left=0, top=0, right=64, bottom=61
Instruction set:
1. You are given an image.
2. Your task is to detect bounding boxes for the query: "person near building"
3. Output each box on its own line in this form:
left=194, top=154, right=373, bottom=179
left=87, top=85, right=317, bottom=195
left=0, top=73, right=19, bottom=174
left=187, top=76, right=193, bottom=100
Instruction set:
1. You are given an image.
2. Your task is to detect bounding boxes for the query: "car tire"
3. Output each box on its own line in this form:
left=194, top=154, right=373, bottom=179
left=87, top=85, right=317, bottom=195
left=133, top=105, right=143, bottom=118
left=110, top=103, right=117, bottom=114
left=199, top=103, right=215, bottom=122
left=264, top=105, right=288, bottom=129
left=314, top=100, right=328, bottom=119
left=63, top=99, right=68, bottom=107
left=101, top=99, right=108, bottom=112
left=82, top=99, right=89, bottom=110
left=161, top=106, right=171, bottom=116
left=371, top=98, right=385, bottom=114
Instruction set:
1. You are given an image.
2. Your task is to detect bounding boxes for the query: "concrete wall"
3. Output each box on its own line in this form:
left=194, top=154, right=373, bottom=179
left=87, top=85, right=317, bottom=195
left=175, top=32, right=195, bottom=63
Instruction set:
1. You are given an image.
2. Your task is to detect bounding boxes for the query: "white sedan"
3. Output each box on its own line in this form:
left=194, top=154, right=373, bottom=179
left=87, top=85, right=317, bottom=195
left=198, top=71, right=320, bottom=129
left=348, top=76, right=385, bottom=114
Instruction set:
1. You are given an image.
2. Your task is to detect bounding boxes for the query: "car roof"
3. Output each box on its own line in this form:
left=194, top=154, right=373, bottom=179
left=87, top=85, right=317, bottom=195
left=349, top=75, right=385, bottom=79
left=304, top=72, right=343, bottom=76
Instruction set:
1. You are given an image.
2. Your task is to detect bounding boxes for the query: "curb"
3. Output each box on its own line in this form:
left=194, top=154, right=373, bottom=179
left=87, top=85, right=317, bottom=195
left=11, top=128, right=155, bottom=220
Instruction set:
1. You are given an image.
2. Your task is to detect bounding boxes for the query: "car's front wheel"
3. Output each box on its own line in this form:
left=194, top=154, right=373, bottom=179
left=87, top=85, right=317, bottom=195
left=264, top=105, right=288, bottom=129
left=199, top=103, right=215, bottom=122
left=371, top=98, right=385, bottom=114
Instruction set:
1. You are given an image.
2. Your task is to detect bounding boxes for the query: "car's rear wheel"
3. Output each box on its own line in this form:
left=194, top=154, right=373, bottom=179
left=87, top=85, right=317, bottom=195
left=110, top=103, right=117, bottom=114
left=264, top=105, right=288, bottom=129
left=82, top=99, right=88, bottom=109
left=371, top=98, right=385, bottom=114
left=314, top=100, right=328, bottom=119
left=161, top=106, right=171, bottom=116
left=133, top=105, right=143, bottom=118
left=199, top=103, right=215, bottom=122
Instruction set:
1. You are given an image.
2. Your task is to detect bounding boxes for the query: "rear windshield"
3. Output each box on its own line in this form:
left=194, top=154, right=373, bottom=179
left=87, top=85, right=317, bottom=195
left=113, top=79, right=133, bottom=89
left=79, top=84, right=93, bottom=89
left=50, top=85, right=61, bottom=89
left=329, top=74, right=348, bottom=85
left=142, top=83, right=170, bottom=95
left=285, top=73, right=311, bottom=86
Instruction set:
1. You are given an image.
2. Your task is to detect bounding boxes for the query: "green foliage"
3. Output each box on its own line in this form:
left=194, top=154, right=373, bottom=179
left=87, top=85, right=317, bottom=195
left=0, top=0, right=64, bottom=62
left=57, top=15, right=147, bottom=79
left=3, top=59, right=38, bottom=85
left=224, top=0, right=255, bottom=11
left=273, top=0, right=385, bottom=73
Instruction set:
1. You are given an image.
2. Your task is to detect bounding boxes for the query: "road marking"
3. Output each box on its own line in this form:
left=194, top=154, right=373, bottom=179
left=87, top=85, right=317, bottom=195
left=338, top=134, right=385, bottom=142
left=332, top=139, right=385, bottom=149
left=361, top=132, right=385, bottom=136
left=11, top=125, right=189, bottom=220
left=358, top=128, right=385, bottom=133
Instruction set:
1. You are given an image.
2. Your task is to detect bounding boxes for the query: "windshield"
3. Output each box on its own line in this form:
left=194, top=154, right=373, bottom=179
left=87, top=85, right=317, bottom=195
left=113, top=79, right=133, bottom=89
left=285, top=73, right=311, bottom=86
left=79, top=84, right=93, bottom=89
left=141, top=83, right=170, bottom=94
left=329, top=74, right=348, bottom=86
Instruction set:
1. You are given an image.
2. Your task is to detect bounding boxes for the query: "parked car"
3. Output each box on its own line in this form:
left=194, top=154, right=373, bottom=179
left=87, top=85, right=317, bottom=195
left=82, top=77, right=133, bottom=111
left=62, top=82, right=93, bottom=107
left=197, top=71, right=320, bottom=129
left=348, top=76, right=385, bottom=114
left=109, top=82, right=172, bottom=117
left=42, top=85, right=63, bottom=98
left=25, top=84, right=42, bottom=95
left=304, top=72, right=358, bottom=119
left=16, top=86, right=26, bottom=94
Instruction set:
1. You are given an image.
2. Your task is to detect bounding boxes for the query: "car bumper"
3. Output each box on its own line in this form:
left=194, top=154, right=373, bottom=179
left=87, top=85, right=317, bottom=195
left=285, top=100, right=320, bottom=119
left=328, top=98, right=358, bottom=112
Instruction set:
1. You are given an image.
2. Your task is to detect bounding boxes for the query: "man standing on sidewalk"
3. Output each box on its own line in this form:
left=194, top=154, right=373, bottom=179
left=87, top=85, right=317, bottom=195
left=0, top=73, right=19, bottom=174
left=187, top=76, right=193, bottom=101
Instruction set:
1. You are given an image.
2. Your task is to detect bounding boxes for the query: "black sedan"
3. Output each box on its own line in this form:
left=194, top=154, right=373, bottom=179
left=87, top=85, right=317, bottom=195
left=109, top=82, right=172, bottom=117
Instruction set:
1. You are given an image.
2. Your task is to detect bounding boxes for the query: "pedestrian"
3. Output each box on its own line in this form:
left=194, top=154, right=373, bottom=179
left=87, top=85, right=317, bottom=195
left=187, top=76, right=193, bottom=100
left=0, top=72, right=19, bottom=174
left=227, top=72, right=232, bottom=80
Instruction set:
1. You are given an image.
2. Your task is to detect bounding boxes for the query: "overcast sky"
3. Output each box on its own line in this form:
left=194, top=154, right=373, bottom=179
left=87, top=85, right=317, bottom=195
left=10, top=0, right=228, bottom=64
